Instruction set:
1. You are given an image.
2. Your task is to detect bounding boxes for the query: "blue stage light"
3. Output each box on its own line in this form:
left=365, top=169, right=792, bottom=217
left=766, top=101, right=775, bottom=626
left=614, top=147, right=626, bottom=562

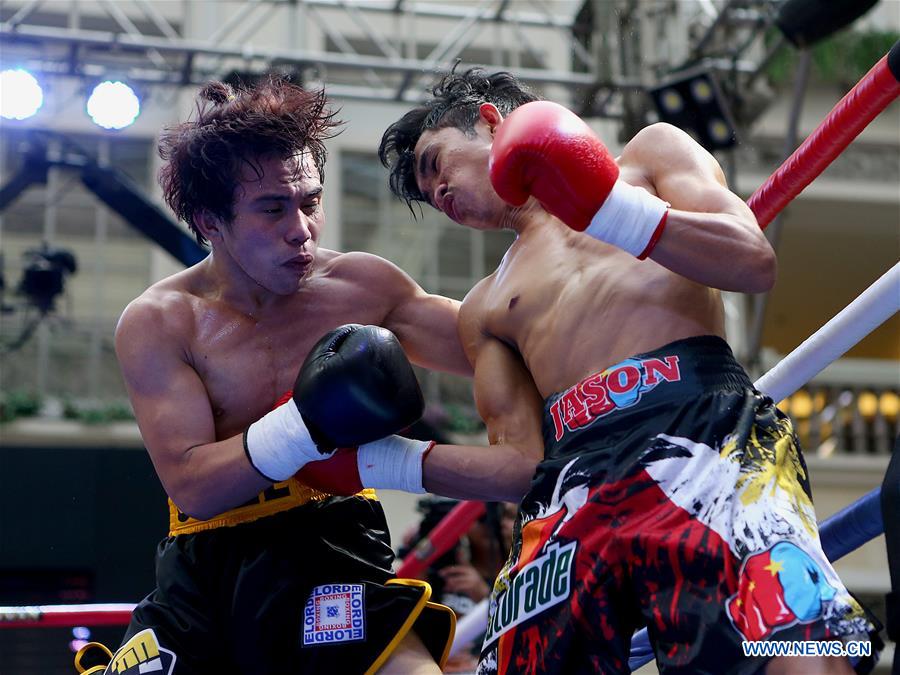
left=0, top=68, right=44, bottom=120
left=86, top=80, right=141, bottom=129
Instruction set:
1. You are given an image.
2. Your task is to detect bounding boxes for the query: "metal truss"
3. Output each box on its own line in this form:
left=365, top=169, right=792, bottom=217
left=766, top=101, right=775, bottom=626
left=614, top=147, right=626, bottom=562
left=0, top=0, right=601, bottom=102
left=0, top=0, right=781, bottom=118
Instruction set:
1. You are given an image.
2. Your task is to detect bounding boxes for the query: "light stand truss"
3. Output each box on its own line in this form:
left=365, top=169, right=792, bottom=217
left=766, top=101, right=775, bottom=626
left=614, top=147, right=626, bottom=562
left=0, top=0, right=781, bottom=116
left=0, top=0, right=608, bottom=106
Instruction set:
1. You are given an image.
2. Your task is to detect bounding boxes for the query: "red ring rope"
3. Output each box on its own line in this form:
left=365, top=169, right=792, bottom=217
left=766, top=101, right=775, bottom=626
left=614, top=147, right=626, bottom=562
left=0, top=603, right=136, bottom=628
left=749, top=47, right=900, bottom=229
left=395, top=500, right=487, bottom=579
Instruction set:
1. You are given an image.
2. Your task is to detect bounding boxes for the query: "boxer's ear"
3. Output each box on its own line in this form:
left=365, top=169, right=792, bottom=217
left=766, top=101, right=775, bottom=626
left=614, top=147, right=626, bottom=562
left=195, top=210, right=225, bottom=242
left=479, top=103, right=503, bottom=134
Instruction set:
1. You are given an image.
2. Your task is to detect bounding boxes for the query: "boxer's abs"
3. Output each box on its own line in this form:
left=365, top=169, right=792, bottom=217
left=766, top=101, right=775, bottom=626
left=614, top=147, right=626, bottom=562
left=481, top=230, right=726, bottom=397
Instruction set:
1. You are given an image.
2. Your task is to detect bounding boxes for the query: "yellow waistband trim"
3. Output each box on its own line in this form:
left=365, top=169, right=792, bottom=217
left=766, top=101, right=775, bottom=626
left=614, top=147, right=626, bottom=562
left=168, top=479, right=377, bottom=536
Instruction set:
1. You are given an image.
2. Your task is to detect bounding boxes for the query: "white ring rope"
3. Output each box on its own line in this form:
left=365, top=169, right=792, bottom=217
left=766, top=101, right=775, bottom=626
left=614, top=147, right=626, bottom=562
left=449, top=262, right=900, bottom=657
left=754, top=262, right=900, bottom=402
left=449, top=598, right=490, bottom=657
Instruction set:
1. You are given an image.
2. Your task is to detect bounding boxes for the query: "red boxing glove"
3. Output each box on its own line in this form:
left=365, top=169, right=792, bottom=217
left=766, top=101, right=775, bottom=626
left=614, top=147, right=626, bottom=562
left=489, top=100, right=669, bottom=259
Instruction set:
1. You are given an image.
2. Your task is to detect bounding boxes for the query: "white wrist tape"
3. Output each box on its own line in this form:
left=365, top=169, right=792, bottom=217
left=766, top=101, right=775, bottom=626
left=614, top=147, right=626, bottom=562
left=357, top=436, right=432, bottom=494
left=244, top=402, right=327, bottom=482
left=585, top=181, right=669, bottom=258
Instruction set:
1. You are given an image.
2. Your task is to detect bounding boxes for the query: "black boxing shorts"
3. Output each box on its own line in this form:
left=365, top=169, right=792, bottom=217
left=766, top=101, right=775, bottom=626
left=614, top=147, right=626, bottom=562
left=102, top=496, right=454, bottom=674
left=478, top=336, right=879, bottom=675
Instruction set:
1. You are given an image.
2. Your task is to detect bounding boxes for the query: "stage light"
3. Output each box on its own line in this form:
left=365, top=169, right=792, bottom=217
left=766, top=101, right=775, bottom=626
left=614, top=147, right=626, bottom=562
left=647, top=69, right=737, bottom=152
left=659, top=90, right=684, bottom=114
left=707, top=119, right=732, bottom=145
left=777, top=0, right=879, bottom=49
left=86, top=80, right=140, bottom=130
left=0, top=68, right=44, bottom=120
left=690, top=79, right=714, bottom=104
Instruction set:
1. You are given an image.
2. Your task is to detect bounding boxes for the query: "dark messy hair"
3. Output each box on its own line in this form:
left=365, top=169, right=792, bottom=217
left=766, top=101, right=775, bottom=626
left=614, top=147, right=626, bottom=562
left=158, top=76, right=342, bottom=246
left=378, top=68, right=539, bottom=212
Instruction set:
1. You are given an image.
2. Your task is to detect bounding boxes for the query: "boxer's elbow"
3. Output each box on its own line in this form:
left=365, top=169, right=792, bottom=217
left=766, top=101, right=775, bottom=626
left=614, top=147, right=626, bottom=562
left=167, top=484, right=209, bottom=521
left=163, top=470, right=217, bottom=522
left=743, top=243, right=777, bottom=293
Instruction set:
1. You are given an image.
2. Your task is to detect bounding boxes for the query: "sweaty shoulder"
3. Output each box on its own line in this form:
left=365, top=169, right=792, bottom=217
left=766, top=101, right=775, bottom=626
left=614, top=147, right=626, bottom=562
left=619, top=122, right=724, bottom=182
left=319, top=249, right=419, bottom=299
left=115, top=270, right=198, bottom=364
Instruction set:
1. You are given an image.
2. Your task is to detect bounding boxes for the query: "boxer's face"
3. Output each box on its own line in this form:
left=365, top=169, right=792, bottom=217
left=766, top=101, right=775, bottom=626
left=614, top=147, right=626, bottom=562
left=413, top=120, right=509, bottom=231
left=214, top=153, right=324, bottom=295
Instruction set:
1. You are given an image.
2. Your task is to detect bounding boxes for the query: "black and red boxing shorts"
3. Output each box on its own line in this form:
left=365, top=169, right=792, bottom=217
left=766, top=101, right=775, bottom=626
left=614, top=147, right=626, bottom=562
left=478, top=335, right=879, bottom=675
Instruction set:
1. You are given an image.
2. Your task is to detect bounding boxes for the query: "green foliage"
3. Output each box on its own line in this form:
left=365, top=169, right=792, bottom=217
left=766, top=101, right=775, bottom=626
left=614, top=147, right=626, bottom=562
left=0, top=390, right=43, bottom=423
left=442, top=403, right=486, bottom=435
left=62, top=398, right=135, bottom=425
left=766, top=29, right=899, bottom=87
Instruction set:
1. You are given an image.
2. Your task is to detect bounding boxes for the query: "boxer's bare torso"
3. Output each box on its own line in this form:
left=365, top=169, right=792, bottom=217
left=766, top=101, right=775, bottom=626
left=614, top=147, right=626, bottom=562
left=117, top=156, right=469, bottom=673
left=460, top=168, right=724, bottom=398
left=117, top=155, right=469, bottom=519
left=128, top=249, right=445, bottom=441
left=448, top=123, right=765, bottom=403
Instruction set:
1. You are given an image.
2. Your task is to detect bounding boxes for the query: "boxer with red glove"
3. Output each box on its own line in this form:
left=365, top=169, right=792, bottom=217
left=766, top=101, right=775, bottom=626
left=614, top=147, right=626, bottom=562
left=244, top=324, right=433, bottom=495
left=488, top=100, right=669, bottom=259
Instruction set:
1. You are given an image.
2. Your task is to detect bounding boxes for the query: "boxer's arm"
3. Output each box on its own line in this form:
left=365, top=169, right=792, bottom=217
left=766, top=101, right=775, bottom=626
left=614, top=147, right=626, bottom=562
left=622, top=123, right=776, bottom=293
left=350, top=252, right=472, bottom=377
left=385, top=290, right=471, bottom=377
left=422, top=297, right=543, bottom=501
left=115, top=298, right=270, bottom=520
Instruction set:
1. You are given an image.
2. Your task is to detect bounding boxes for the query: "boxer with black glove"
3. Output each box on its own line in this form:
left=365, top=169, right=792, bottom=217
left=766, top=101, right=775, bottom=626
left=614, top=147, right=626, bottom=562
left=245, top=324, right=433, bottom=494
left=111, top=76, right=480, bottom=675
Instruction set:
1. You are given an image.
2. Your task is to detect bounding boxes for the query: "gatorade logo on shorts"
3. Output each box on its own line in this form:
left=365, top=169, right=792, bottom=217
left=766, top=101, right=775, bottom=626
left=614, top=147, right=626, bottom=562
left=483, top=541, right=576, bottom=645
left=302, top=583, right=366, bottom=647
left=107, top=628, right=176, bottom=674
left=549, top=355, right=681, bottom=441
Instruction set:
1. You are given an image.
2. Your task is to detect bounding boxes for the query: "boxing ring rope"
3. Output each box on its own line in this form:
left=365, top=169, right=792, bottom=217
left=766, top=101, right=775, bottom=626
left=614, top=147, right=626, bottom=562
left=755, top=263, right=900, bottom=403
left=748, top=40, right=900, bottom=229
left=397, top=500, right=488, bottom=578
left=0, top=603, right=135, bottom=629
left=1, top=43, right=897, bottom=670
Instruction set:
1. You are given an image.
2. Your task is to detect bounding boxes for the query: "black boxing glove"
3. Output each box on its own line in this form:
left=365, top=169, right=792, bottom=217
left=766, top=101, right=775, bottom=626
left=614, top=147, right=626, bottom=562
left=293, top=324, right=424, bottom=450
left=245, top=325, right=433, bottom=493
